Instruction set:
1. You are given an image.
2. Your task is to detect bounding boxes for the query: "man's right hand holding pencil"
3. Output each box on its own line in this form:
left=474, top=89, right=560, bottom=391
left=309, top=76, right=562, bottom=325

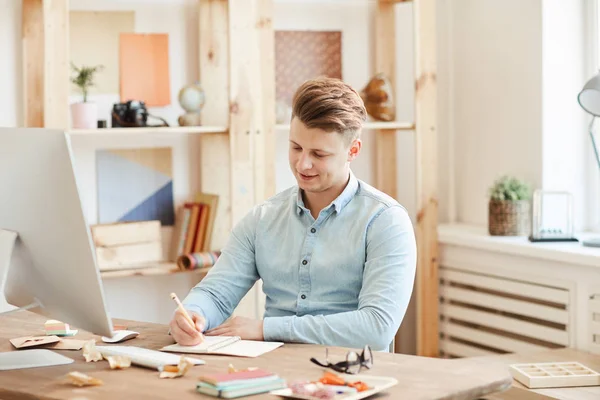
left=169, top=292, right=206, bottom=346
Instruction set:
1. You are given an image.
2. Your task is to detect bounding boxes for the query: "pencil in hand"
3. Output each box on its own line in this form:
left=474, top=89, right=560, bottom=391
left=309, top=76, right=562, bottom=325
left=170, top=292, right=204, bottom=339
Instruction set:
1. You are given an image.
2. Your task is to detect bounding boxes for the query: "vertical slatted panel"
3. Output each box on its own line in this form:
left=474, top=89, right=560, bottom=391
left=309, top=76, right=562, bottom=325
left=199, top=0, right=231, bottom=250
left=590, top=295, right=600, bottom=355
left=439, top=267, right=570, bottom=358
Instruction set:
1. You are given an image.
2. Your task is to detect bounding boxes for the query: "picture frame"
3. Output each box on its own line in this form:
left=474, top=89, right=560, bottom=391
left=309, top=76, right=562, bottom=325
left=529, top=190, right=578, bottom=242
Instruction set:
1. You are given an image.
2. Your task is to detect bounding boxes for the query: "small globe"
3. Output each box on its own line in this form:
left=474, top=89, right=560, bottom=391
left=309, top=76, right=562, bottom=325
left=178, top=83, right=205, bottom=113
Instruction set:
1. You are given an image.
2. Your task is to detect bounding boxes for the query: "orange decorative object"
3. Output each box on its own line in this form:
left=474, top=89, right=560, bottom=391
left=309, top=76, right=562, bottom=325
left=360, top=73, right=396, bottom=122
left=347, top=381, right=370, bottom=392
left=119, top=33, right=171, bottom=107
left=318, top=371, right=346, bottom=386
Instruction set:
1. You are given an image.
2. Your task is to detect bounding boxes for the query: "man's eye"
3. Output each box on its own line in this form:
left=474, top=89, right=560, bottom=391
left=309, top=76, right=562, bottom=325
left=314, top=153, right=325, bottom=158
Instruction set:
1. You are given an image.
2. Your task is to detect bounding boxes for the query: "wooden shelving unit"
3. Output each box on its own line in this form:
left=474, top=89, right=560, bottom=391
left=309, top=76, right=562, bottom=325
left=275, top=121, right=415, bottom=131
left=23, top=0, right=438, bottom=357
left=68, top=126, right=228, bottom=136
left=100, top=263, right=212, bottom=280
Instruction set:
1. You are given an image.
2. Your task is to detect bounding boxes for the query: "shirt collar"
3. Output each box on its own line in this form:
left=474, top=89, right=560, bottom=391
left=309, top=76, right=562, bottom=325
left=295, top=170, right=359, bottom=215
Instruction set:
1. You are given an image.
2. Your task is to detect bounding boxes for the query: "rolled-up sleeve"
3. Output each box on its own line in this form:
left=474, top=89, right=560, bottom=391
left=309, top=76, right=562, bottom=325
left=263, top=206, right=417, bottom=351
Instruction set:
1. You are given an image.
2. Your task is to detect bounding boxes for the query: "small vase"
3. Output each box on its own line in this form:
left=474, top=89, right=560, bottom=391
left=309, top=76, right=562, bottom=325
left=488, top=199, right=531, bottom=236
left=70, top=102, right=97, bottom=129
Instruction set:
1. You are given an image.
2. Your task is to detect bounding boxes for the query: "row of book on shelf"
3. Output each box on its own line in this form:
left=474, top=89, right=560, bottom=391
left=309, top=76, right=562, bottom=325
left=170, top=193, right=221, bottom=270
left=89, top=192, right=222, bottom=272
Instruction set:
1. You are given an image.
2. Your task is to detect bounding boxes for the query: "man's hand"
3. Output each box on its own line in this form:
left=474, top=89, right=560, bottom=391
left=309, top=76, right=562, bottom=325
left=205, top=316, right=264, bottom=341
left=169, top=309, right=206, bottom=346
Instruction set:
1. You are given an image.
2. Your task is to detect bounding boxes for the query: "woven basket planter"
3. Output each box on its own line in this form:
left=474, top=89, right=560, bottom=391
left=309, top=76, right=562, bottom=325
left=488, top=199, right=531, bottom=236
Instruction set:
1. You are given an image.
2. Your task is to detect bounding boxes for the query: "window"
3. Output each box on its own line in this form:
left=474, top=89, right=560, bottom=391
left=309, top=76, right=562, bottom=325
left=587, top=0, right=600, bottom=232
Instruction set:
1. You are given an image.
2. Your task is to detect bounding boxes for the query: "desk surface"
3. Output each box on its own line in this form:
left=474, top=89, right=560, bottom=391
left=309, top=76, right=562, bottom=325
left=0, top=311, right=512, bottom=400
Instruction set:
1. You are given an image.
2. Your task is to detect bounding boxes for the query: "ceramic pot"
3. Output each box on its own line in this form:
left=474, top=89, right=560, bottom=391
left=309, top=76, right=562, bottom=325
left=70, top=102, right=97, bottom=129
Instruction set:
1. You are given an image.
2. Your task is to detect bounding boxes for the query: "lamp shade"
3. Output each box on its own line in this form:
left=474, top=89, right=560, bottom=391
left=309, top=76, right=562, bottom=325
left=578, top=71, right=600, bottom=116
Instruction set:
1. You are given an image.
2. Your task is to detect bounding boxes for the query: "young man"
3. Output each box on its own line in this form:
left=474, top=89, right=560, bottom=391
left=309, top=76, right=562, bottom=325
left=169, top=77, right=416, bottom=351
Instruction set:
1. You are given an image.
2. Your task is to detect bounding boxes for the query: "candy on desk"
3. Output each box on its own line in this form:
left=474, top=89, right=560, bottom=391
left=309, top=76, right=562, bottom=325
left=158, top=356, right=193, bottom=379
left=44, top=319, right=78, bottom=336
left=105, top=355, right=131, bottom=370
left=82, top=340, right=103, bottom=362
left=62, top=371, right=103, bottom=387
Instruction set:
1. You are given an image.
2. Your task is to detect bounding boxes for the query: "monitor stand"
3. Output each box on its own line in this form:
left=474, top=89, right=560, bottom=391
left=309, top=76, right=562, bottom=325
left=0, top=229, right=74, bottom=370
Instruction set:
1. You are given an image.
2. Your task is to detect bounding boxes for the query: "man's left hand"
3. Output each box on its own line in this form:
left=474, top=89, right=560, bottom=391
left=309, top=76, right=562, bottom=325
left=205, top=316, right=264, bottom=341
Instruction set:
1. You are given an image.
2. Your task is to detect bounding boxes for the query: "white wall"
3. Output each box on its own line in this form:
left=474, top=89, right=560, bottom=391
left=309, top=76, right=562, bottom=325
left=0, top=0, right=22, bottom=127
left=447, top=0, right=544, bottom=226
left=442, top=0, right=592, bottom=231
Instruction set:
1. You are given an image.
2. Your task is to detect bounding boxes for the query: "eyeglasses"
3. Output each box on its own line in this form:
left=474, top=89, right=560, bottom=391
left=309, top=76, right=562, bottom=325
left=310, top=345, right=373, bottom=375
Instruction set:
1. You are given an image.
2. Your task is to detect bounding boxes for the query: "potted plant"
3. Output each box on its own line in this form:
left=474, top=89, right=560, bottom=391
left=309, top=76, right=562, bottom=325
left=488, top=175, right=532, bottom=236
left=70, top=63, right=103, bottom=129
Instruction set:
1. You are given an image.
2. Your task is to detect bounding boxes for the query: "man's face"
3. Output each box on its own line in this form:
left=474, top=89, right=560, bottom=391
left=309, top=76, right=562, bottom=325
left=288, top=117, right=361, bottom=194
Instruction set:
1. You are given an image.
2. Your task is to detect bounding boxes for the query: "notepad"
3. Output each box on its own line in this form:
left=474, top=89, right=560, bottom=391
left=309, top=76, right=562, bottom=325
left=196, top=368, right=287, bottom=398
left=160, top=336, right=283, bottom=358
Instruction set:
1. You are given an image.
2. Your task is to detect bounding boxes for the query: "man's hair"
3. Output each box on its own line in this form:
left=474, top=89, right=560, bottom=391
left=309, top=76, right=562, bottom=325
left=291, top=77, right=367, bottom=145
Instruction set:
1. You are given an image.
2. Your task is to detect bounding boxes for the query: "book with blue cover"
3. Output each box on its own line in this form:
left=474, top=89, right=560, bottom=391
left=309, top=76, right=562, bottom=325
left=196, top=369, right=286, bottom=398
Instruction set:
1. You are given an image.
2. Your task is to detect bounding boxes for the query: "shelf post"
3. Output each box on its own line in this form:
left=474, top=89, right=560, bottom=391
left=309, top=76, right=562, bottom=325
left=414, top=0, right=439, bottom=357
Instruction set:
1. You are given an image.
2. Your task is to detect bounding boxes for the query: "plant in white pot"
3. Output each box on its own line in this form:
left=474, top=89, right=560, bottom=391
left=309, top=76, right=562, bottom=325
left=488, top=175, right=532, bottom=236
left=70, top=63, right=103, bottom=129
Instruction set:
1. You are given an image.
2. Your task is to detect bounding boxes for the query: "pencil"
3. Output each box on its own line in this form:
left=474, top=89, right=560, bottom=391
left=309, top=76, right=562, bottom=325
left=170, top=292, right=197, bottom=331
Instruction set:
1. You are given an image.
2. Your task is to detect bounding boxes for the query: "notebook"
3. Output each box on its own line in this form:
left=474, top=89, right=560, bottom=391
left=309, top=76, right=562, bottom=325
left=160, top=336, right=283, bottom=358
left=196, top=368, right=286, bottom=398
left=196, top=379, right=287, bottom=398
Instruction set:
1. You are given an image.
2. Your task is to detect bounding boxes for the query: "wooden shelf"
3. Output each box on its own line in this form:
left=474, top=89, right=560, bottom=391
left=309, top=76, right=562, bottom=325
left=100, top=263, right=212, bottom=279
left=275, top=121, right=414, bottom=131
left=68, top=126, right=228, bottom=136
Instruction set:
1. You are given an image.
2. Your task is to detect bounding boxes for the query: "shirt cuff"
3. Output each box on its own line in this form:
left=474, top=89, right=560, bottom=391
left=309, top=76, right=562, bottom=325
left=263, top=316, right=292, bottom=342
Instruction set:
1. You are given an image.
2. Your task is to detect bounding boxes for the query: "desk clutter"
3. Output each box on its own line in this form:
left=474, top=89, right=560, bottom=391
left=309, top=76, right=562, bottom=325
left=6, top=319, right=399, bottom=398
left=509, top=361, right=600, bottom=389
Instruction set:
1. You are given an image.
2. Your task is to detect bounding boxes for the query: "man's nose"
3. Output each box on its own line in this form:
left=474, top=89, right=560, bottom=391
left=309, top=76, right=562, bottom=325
left=297, top=152, right=312, bottom=170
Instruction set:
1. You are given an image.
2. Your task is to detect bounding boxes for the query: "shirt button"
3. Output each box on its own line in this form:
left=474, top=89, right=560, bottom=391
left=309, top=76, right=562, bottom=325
left=310, top=228, right=316, bottom=233
left=301, top=294, right=306, bottom=299
left=302, top=260, right=307, bottom=265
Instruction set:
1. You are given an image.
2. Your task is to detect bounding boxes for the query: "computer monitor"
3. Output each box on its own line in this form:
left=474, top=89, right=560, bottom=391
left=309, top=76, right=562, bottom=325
left=0, top=128, right=113, bottom=339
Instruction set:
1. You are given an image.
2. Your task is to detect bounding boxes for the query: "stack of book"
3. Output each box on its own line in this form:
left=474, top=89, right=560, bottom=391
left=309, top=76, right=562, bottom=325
left=196, top=369, right=286, bottom=398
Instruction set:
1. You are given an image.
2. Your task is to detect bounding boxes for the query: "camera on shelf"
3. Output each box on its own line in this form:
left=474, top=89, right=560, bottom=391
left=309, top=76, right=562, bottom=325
left=111, top=100, right=169, bottom=128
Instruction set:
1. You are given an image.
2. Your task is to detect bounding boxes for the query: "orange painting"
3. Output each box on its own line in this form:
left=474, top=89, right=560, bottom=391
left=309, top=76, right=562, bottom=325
left=119, top=33, right=171, bottom=107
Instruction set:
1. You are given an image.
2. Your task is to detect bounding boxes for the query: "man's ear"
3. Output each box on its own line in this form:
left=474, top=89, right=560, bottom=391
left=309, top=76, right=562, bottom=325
left=347, top=139, right=362, bottom=162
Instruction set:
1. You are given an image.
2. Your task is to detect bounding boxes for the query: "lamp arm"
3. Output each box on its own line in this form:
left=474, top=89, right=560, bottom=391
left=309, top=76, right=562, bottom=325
left=589, top=117, right=600, bottom=172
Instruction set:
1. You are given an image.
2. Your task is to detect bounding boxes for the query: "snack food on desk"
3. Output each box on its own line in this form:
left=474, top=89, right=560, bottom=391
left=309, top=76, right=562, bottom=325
left=44, top=319, right=78, bottom=336
left=159, top=356, right=193, bottom=378
left=196, top=368, right=286, bottom=398
left=106, top=355, right=131, bottom=370
left=63, top=371, right=103, bottom=387
left=82, top=340, right=103, bottom=362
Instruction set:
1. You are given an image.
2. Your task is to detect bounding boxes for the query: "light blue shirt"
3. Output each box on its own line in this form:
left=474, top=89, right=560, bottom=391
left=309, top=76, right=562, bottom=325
left=182, top=171, right=417, bottom=351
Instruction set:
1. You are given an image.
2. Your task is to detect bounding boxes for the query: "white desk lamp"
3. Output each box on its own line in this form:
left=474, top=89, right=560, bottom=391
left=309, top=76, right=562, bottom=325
left=577, top=72, right=600, bottom=247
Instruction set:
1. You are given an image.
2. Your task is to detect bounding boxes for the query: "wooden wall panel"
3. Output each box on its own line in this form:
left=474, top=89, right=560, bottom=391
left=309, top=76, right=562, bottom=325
left=199, top=0, right=231, bottom=250
left=22, top=0, right=69, bottom=129
left=414, top=0, right=439, bottom=357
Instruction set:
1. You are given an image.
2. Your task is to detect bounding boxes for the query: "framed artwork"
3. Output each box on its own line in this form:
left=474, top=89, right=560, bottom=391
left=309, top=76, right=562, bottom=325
left=96, top=147, right=175, bottom=226
left=119, top=33, right=171, bottom=106
left=275, top=30, right=342, bottom=109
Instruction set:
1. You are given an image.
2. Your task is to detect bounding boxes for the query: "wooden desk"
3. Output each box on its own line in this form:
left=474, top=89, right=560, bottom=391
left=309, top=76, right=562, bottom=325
left=480, top=348, right=600, bottom=400
left=0, top=311, right=512, bottom=399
